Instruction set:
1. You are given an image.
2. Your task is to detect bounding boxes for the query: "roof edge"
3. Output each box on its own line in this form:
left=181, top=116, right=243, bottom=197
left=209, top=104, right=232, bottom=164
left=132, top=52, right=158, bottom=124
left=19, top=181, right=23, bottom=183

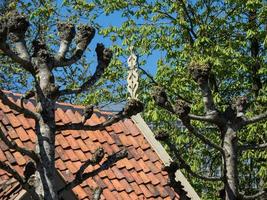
left=131, top=114, right=201, bottom=200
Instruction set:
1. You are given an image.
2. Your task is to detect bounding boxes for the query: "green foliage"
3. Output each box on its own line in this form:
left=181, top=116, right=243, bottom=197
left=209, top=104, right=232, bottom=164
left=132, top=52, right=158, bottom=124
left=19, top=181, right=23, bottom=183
left=1, top=1, right=266, bottom=198
left=90, top=0, right=267, bottom=199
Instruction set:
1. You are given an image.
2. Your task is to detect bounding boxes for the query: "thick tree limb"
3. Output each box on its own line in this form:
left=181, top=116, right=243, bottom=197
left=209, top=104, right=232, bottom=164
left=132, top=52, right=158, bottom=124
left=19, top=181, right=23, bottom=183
left=54, top=25, right=95, bottom=67
left=13, top=39, right=31, bottom=61
left=189, top=62, right=217, bottom=114
left=241, top=190, right=266, bottom=200
left=58, top=149, right=127, bottom=196
left=239, top=143, right=267, bottom=151
left=0, top=126, right=38, bottom=161
left=0, top=90, right=40, bottom=120
left=242, top=111, right=267, bottom=126
left=199, top=81, right=217, bottom=114
left=0, top=43, right=34, bottom=73
left=58, top=43, right=112, bottom=96
left=56, top=22, right=75, bottom=59
left=188, top=113, right=217, bottom=123
left=181, top=117, right=224, bottom=154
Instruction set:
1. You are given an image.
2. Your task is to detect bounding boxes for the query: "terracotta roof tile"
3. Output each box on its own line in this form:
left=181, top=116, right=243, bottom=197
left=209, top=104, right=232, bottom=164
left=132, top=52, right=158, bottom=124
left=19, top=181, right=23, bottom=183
left=56, top=146, right=69, bottom=161
left=65, top=161, right=78, bottom=174
left=120, top=179, right=133, bottom=193
left=102, top=188, right=117, bottom=200
left=65, top=135, right=80, bottom=150
left=129, top=191, right=139, bottom=200
left=123, top=119, right=140, bottom=136
left=65, top=149, right=79, bottom=162
left=5, top=126, right=18, bottom=140
left=111, top=123, right=123, bottom=134
left=146, top=183, right=161, bottom=198
left=139, top=159, right=151, bottom=173
left=119, top=191, right=132, bottom=200
left=74, top=150, right=87, bottom=162
left=105, top=168, right=116, bottom=180
left=56, top=134, right=70, bottom=149
left=15, top=127, right=30, bottom=142
left=76, top=139, right=90, bottom=152
left=5, top=113, right=21, bottom=128
left=130, top=170, right=143, bottom=185
left=0, top=150, right=6, bottom=162
left=0, top=141, right=8, bottom=152
left=102, top=178, right=115, bottom=191
left=0, top=92, right=184, bottom=200
left=139, top=184, right=153, bottom=198
left=26, top=129, right=36, bottom=143
left=4, top=151, right=16, bottom=165
left=102, top=131, right=115, bottom=145
left=147, top=172, right=161, bottom=186
left=0, top=102, right=10, bottom=114
left=127, top=146, right=141, bottom=161
left=111, top=179, right=124, bottom=192
left=13, top=152, right=26, bottom=166
left=16, top=114, right=31, bottom=129
left=73, top=185, right=87, bottom=199
left=120, top=168, right=134, bottom=183
left=111, top=190, right=122, bottom=200
left=55, top=158, right=66, bottom=171
left=0, top=112, right=9, bottom=126
left=146, top=160, right=161, bottom=174
left=139, top=171, right=151, bottom=184
left=94, top=175, right=107, bottom=189
left=111, top=166, right=124, bottom=180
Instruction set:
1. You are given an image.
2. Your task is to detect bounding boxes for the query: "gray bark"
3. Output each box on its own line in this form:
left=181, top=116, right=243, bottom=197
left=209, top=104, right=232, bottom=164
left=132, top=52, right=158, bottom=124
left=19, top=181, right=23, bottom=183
left=223, top=126, right=239, bottom=200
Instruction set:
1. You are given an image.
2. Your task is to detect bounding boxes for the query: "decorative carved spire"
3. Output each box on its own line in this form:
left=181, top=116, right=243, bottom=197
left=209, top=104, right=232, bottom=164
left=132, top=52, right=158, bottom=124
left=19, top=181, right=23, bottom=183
left=127, top=47, right=139, bottom=99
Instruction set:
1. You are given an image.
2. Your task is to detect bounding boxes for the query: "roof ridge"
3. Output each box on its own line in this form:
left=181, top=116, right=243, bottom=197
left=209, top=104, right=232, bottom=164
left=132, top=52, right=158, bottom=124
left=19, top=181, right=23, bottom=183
left=0, top=90, right=111, bottom=114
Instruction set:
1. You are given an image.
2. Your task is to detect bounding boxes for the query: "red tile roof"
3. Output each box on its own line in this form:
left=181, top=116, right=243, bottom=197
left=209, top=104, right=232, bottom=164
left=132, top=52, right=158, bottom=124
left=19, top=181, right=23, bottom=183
left=0, top=91, right=181, bottom=199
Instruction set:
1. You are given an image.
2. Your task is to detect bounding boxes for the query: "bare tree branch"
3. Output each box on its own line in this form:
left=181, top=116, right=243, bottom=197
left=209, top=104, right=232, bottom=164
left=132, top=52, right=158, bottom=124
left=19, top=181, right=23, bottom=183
left=241, top=190, right=266, bottom=200
left=0, top=160, right=25, bottom=184
left=239, top=143, right=267, bottom=151
left=0, top=126, right=38, bottom=161
left=57, top=99, right=143, bottom=131
left=156, top=132, right=223, bottom=182
left=189, top=63, right=217, bottom=114
left=181, top=117, right=224, bottom=154
left=188, top=113, right=217, bottom=123
left=176, top=0, right=197, bottom=39
left=0, top=90, right=40, bottom=120
left=54, top=25, right=95, bottom=67
left=0, top=161, right=40, bottom=200
left=55, top=22, right=75, bottom=59
left=242, top=111, right=267, bottom=126
left=0, top=43, right=33, bottom=73
left=58, top=149, right=128, bottom=196
left=0, top=12, right=34, bottom=73
left=93, top=187, right=102, bottom=200
left=58, top=43, right=112, bottom=96
left=76, top=148, right=104, bottom=178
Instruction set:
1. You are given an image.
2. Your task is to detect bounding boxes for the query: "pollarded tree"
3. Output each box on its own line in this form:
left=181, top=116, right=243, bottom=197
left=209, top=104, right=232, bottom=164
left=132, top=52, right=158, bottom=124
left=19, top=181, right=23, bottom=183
left=0, top=11, right=143, bottom=200
left=89, top=0, right=267, bottom=200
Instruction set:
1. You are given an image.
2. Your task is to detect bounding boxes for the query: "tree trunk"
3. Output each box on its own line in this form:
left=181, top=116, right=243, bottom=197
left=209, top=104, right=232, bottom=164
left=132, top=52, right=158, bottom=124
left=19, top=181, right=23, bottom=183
left=34, top=58, right=58, bottom=200
left=223, top=126, right=239, bottom=200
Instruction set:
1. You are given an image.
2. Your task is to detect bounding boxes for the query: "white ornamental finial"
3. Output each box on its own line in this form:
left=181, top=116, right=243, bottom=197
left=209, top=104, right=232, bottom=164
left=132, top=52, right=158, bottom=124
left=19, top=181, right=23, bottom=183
left=127, top=47, right=139, bottom=99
